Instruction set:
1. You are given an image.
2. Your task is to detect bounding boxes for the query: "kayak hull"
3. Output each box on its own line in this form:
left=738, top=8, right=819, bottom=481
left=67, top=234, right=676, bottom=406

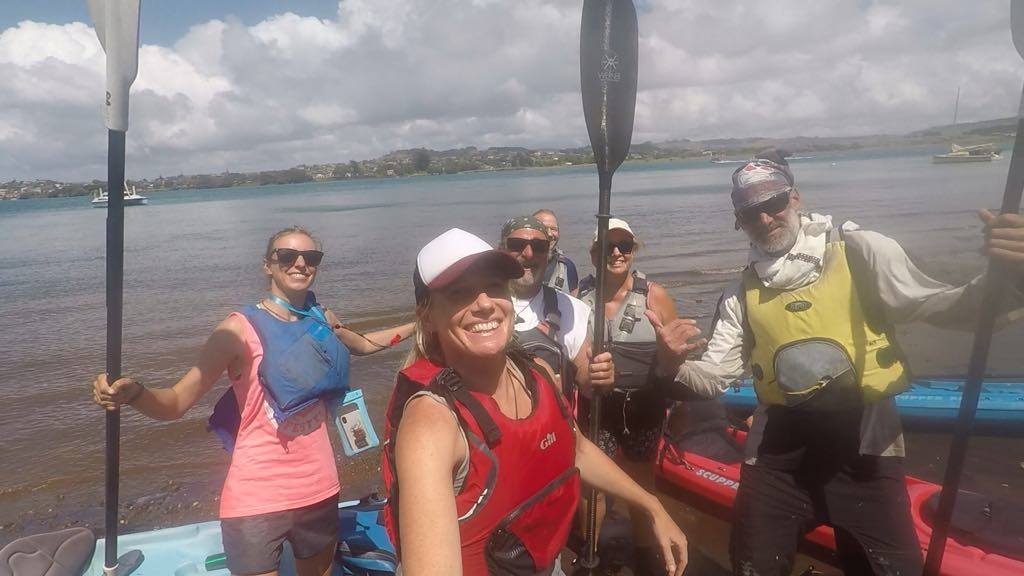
left=654, top=429, right=1024, bottom=576
left=83, top=498, right=395, bottom=576
left=721, top=378, right=1024, bottom=432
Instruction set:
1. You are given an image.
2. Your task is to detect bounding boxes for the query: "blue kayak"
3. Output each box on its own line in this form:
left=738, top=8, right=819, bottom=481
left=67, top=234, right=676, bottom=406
left=2, top=495, right=396, bottom=576
left=721, top=377, right=1024, bottom=430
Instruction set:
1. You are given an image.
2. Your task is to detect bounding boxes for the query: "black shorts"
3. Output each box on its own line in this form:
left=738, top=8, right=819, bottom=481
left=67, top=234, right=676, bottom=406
left=730, top=456, right=922, bottom=576
left=579, top=387, right=670, bottom=461
left=220, top=493, right=339, bottom=575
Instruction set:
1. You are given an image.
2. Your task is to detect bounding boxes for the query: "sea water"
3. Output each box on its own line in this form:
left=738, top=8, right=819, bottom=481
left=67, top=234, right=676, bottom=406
left=2, top=147, right=1022, bottom=541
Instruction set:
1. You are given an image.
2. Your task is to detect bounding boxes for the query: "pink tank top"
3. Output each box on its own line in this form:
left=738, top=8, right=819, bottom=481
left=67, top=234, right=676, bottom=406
left=219, top=312, right=340, bottom=518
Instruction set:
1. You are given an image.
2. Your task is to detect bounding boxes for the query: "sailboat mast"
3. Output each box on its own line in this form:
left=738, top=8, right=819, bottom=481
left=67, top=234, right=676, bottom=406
left=953, top=86, right=960, bottom=126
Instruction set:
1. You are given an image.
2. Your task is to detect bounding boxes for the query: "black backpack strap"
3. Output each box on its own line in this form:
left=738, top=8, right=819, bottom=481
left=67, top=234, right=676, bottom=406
left=630, top=270, right=650, bottom=297
left=515, top=352, right=574, bottom=426
left=541, top=285, right=561, bottom=333
left=578, top=274, right=596, bottom=295
left=429, top=368, right=503, bottom=446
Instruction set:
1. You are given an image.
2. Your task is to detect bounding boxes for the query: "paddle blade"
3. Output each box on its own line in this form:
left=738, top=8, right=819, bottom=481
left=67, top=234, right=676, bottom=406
left=1013, top=0, right=1024, bottom=60
left=88, top=0, right=141, bottom=132
left=580, top=0, right=639, bottom=177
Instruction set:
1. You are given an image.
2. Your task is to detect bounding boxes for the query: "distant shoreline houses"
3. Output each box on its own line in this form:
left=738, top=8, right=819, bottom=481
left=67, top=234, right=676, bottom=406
left=4, top=116, right=1016, bottom=201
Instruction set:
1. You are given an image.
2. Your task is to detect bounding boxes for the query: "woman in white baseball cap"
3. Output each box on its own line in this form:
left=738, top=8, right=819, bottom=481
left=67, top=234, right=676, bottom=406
left=379, top=228, right=689, bottom=576
left=578, top=217, right=688, bottom=572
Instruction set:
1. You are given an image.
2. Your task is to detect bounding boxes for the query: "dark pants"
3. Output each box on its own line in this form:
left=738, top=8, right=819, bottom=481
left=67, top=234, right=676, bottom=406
left=730, top=452, right=922, bottom=576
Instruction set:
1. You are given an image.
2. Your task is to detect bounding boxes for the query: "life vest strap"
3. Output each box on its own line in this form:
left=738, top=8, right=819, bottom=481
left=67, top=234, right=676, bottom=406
left=541, top=285, right=562, bottom=333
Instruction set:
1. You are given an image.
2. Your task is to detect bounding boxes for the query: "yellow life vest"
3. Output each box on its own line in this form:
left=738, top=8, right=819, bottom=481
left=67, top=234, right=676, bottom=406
left=742, top=234, right=909, bottom=408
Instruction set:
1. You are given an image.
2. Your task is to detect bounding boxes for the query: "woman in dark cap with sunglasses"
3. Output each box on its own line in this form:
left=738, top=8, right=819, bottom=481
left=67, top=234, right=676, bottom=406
left=93, top=226, right=413, bottom=576
left=577, top=217, right=697, bottom=572
left=380, top=228, right=688, bottom=576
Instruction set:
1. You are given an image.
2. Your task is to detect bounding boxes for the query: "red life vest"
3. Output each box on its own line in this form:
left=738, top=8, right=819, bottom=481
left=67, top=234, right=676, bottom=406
left=381, top=353, right=580, bottom=576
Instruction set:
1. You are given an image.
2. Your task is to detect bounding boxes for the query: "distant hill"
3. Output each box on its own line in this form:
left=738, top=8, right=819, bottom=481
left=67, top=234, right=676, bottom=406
left=6, top=117, right=1018, bottom=200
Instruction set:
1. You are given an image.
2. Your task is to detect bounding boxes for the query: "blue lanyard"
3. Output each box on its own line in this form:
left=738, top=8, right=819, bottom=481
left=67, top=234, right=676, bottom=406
left=267, top=294, right=328, bottom=324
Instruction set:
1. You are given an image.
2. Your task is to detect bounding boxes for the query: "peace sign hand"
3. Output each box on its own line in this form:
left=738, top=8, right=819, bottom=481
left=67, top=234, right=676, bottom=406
left=645, top=310, right=705, bottom=378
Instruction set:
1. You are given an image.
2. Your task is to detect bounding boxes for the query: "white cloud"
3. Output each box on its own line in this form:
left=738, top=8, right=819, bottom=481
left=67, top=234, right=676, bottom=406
left=0, top=0, right=1021, bottom=181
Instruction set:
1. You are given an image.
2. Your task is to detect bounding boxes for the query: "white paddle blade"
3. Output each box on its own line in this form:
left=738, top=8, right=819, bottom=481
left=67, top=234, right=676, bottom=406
left=1013, top=0, right=1024, bottom=61
left=88, top=0, right=141, bottom=132
left=86, top=0, right=107, bottom=51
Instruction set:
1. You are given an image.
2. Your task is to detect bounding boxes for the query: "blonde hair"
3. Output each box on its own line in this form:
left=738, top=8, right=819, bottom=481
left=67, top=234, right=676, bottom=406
left=402, top=299, right=445, bottom=368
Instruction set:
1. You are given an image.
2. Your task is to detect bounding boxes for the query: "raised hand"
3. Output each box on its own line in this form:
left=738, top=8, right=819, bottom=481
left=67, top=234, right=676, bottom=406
left=645, top=310, right=704, bottom=378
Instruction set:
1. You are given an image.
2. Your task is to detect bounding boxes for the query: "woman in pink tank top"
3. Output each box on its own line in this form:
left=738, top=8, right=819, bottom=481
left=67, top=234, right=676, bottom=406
left=93, top=226, right=414, bottom=576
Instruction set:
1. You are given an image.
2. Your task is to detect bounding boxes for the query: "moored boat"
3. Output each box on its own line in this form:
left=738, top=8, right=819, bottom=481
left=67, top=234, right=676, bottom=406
left=933, top=143, right=1001, bottom=163
left=91, top=184, right=148, bottom=208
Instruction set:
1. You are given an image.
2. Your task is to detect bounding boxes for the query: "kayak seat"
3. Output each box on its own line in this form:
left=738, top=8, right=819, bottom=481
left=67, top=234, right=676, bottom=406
left=0, top=527, right=95, bottom=576
left=923, top=490, right=1024, bottom=562
left=336, top=508, right=397, bottom=574
left=665, top=400, right=745, bottom=465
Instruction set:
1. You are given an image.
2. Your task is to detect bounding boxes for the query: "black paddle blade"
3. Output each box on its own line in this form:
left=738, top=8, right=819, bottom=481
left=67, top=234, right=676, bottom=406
left=580, top=0, right=639, bottom=178
left=1013, top=0, right=1024, bottom=59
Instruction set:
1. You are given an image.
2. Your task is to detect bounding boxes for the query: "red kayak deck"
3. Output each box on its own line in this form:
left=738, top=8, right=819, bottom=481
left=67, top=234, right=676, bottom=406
left=653, top=428, right=1023, bottom=576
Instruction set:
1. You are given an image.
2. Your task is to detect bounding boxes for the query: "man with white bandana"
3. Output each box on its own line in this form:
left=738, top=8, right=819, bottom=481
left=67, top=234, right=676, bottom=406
left=647, top=149, right=1024, bottom=576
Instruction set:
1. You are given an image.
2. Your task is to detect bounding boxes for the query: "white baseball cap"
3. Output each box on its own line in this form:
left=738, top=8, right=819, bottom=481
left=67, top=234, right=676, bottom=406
left=592, top=217, right=635, bottom=242
left=413, top=228, right=523, bottom=304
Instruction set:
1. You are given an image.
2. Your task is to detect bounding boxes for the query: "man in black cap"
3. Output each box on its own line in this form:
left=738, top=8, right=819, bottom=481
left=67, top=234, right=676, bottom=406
left=649, top=149, right=1024, bottom=575
left=500, top=215, right=611, bottom=401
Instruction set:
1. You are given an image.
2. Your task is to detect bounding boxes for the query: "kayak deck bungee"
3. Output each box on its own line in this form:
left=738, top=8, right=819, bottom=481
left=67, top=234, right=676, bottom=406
left=720, top=377, right=1024, bottom=431
left=0, top=495, right=396, bottom=576
left=653, top=426, right=1024, bottom=576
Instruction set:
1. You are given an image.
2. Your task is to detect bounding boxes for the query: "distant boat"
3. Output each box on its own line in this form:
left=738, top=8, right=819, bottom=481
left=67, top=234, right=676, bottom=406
left=91, top=183, right=148, bottom=207
left=709, top=154, right=815, bottom=164
left=932, top=143, right=1001, bottom=164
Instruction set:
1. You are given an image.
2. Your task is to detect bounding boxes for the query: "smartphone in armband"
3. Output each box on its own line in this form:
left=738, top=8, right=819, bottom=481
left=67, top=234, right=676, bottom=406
left=334, top=389, right=380, bottom=456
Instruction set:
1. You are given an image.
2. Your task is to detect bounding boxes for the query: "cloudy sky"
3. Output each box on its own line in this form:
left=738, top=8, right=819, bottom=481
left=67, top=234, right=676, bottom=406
left=1, top=0, right=1022, bottom=181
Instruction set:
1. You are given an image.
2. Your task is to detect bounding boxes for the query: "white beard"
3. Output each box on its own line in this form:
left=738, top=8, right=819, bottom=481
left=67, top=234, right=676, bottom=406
left=750, top=213, right=835, bottom=291
left=752, top=209, right=801, bottom=255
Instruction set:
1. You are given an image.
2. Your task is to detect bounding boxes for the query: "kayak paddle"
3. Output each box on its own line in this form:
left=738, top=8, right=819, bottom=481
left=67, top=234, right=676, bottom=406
left=86, top=1, right=143, bottom=574
left=923, top=2, right=1024, bottom=573
left=577, top=0, right=638, bottom=572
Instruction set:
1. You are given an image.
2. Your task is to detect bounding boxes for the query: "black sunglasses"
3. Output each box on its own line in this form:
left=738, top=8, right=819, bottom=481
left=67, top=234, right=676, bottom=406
left=272, top=248, right=324, bottom=267
left=735, top=191, right=791, bottom=225
left=598, top=239, right=636, bottom=255
left=505, top=238, right=551, bottom=254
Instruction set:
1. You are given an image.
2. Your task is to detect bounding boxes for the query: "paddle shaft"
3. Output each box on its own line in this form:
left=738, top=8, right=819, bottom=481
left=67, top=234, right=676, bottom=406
left=105, top=128, right=126, bottom=572
left=582, top=172, right=614, bottom=569
left=923, top=109, right=1024, bottom=575
left=577, top=1, right=637, bottom=571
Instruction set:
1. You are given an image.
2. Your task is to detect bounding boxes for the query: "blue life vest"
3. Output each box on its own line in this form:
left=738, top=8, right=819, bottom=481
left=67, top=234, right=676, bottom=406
left=208, top=295, right=350, bottom=451
left=239, top=302, right=351, bottom=423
